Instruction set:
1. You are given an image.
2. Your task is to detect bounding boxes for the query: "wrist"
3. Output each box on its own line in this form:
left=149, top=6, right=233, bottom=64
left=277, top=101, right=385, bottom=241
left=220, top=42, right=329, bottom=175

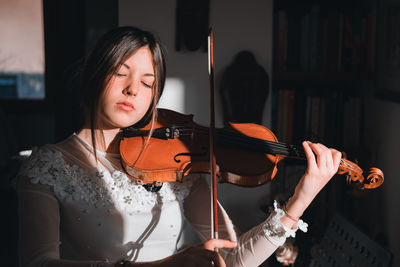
left=284, top=195, right=307, bottom=219
left=292, top=182, right=316, bottom=212
left=283, top=204, right=299, bottom=222
left=277, top=198, right=307, bottom=232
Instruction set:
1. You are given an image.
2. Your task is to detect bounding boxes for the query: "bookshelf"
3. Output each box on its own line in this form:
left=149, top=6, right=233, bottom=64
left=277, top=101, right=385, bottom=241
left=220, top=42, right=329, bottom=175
left=269, top=0, right=378, bottom=265
left=273, top=0, right=376, bottom=73
left=272, top=0, right=376, bottom=150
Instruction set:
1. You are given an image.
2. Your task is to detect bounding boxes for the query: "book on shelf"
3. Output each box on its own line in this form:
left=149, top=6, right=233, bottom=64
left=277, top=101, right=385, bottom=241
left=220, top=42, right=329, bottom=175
left=277, top=10, right=288, bottom=72
left=342, top=96, right=361, bottom=149
left=300, top=12, right=310, bottom=72
left=309, top=6, right=320, bottom=72
left=286, top=90, right=295, bottom=144
left=276, top=89, right=288, bottom=142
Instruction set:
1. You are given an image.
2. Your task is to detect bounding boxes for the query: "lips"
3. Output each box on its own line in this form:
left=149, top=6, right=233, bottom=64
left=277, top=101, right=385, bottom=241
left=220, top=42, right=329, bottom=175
left=117, top=101, right=134, bottom=111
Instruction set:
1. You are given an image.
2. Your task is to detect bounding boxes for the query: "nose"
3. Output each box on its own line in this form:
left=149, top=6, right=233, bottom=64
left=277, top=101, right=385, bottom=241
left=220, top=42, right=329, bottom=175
left=123, top=85, right=138, bottom=97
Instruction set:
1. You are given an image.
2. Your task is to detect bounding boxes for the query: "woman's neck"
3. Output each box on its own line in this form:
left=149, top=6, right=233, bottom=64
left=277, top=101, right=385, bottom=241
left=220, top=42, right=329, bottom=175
left=77, top=127, right=121, bottom=154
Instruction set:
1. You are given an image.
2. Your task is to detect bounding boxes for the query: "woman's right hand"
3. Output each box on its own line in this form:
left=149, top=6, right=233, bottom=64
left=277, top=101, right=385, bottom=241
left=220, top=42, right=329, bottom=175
left=150, top=239, right=237, bottom=267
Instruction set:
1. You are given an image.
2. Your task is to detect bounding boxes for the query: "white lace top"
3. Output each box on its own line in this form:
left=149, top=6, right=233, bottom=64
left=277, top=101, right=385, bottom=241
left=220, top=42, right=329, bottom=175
left=16, top=134, right=301, bottom=267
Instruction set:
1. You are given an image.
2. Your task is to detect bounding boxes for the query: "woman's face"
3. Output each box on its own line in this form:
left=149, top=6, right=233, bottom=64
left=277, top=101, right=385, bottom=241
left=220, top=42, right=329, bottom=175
left=100, top=46, right=155, bottom=129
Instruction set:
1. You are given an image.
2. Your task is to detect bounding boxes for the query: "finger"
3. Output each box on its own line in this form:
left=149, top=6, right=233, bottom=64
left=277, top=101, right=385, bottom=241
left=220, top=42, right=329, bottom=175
left=331, top=149, right=342, bottom=172
left=325, top=148, right=341, bottom=173
left=202, top=239, right=238, bottom=251
left=302, top=141, right=317, bottom=170
left=325, top=148, right=336, bottom=170
left=311, top=143, right=327, bottom=169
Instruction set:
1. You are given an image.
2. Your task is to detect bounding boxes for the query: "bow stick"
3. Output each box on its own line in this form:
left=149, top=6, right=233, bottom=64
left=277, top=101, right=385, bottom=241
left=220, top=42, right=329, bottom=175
left=208, top=28, right=218, bottom=240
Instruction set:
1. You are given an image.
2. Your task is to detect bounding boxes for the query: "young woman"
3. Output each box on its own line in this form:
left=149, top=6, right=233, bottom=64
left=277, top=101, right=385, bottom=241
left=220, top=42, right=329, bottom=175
left=17, top=26, right=341, bottom=267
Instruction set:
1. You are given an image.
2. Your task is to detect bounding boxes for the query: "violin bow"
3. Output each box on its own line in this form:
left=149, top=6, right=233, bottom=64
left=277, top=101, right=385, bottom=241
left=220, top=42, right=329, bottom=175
left=208, top=28, right=218, bottom=240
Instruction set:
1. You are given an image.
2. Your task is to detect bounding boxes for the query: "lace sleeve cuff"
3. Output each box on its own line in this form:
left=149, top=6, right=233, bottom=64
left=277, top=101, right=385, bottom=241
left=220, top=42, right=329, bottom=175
left=262, top=200, right=308, bottom=247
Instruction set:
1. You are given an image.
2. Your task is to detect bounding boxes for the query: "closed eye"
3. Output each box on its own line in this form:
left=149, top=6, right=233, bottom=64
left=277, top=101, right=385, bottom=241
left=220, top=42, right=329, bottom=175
left=142, top=82, right=153, bottom=88
left=115, top=73, right=127, bottom=77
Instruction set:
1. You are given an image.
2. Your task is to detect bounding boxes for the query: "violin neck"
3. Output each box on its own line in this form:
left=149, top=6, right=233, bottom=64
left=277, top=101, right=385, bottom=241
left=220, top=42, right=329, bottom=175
left=269, top=141, right=306, bottom=159
left=216, top=132, right=306, bottom=159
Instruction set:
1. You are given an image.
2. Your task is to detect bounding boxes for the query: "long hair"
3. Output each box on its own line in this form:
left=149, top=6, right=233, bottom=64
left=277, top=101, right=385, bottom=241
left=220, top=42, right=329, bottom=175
left=79, top=26, right=166, bottom=158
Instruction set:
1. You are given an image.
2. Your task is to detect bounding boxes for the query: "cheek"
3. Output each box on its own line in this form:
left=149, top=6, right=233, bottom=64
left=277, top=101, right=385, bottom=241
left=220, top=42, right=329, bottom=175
left=99, top=91, right=120, bottom=119
left=102, top=96, right=116, bottom=114
left=101, top=87, right=117, bottom=108
left=140, top=90, right=154, bottom=110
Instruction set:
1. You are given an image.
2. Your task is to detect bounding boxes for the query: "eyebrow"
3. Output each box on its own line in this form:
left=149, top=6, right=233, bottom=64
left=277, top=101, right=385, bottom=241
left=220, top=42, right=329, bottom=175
left=122, top=63, right=154, bottom=77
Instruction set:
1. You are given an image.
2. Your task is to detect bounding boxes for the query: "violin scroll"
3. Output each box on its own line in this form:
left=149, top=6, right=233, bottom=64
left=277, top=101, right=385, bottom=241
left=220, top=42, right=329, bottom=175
left=364, top=168, right=384, bottom=189
left=337, top=158, right=384, bottom=189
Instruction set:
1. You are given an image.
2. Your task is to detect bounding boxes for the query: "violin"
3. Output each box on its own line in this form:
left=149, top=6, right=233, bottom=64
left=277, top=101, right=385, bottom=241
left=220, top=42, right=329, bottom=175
left=119, top=108, right=384, bottom=190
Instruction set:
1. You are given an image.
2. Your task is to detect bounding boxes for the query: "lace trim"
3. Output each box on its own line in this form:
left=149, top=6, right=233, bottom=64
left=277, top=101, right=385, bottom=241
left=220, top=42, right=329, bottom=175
left=262, top=201, right=308, bottom=247
left=19, top=146, right=197, bottom=211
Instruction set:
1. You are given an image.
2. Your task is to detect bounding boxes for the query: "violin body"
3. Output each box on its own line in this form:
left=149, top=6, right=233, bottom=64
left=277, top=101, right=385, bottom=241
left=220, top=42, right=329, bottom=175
left=120, top=109, right=282, bottom=186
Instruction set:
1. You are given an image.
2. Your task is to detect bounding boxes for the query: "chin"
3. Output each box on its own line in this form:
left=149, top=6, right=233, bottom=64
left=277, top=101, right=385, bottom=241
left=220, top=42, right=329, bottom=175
left=104, top=110, right=146, bottom=129
left=116, top=120, right=140, bottom=129
left=104, top=116, right=139, bottom=129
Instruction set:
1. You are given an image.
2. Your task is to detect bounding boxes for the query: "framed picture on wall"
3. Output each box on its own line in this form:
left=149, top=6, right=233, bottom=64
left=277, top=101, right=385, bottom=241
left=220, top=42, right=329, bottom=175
left=0, top=0, right=50, bottom=114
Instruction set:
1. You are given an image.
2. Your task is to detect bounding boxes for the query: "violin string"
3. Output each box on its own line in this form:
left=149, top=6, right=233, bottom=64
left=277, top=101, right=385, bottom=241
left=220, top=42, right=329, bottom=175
left=219, top=132, right=305, bottom=157
left=153, top=126, right=283, bottom=151
left=178, top=127, right=296, bottom=153
left=150, top=127, right=349, bottom=166
left=170, top=126, right=306, bottom=158
left=137, top=126, right=306, bottom=158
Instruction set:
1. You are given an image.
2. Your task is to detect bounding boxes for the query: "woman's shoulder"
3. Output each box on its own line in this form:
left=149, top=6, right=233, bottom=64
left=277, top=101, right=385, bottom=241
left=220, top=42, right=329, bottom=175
left=18, top=144, right=66, bottom=180
left=17, top=134, right=86, bottom=183
left=14, top=144, right=67, bottom=198
left=16, top=136, right=100, bottom=202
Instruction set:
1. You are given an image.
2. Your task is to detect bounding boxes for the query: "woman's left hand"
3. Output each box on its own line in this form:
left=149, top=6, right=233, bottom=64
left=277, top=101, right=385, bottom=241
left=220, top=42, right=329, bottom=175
left=287, top=141, right=342, bottom=218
